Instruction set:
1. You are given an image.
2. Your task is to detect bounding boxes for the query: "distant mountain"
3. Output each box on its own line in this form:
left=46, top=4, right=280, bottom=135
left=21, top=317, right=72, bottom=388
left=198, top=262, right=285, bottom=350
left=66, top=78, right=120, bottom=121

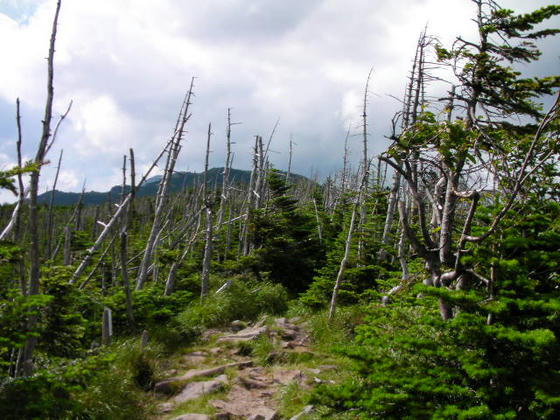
left=37, top=167, right=305, bottom=206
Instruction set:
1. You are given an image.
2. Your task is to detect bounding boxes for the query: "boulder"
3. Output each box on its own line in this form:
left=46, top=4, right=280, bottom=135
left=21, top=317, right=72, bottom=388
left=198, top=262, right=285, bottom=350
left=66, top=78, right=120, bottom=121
left=173, top=374, right=228, bottom=404
left=172, top=415, right=211, bottom=420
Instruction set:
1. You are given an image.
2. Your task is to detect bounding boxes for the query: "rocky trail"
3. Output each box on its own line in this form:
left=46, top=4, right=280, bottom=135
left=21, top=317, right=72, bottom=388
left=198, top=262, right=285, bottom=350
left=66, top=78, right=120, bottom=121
left=151, top=316, right=339, bottom=420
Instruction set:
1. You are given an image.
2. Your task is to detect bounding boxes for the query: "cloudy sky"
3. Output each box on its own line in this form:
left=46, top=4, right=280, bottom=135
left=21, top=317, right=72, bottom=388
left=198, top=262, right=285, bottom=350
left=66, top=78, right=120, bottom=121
left=0, top=0, right=558, bottom=203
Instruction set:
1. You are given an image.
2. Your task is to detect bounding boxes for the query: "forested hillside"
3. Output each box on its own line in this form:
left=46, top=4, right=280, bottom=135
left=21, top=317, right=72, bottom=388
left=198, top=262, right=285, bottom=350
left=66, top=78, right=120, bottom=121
left=1, top=0, right=559, bottom=419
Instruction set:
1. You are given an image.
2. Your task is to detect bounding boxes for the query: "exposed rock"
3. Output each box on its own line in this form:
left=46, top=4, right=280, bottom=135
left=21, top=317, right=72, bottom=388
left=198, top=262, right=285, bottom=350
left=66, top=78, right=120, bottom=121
left=230, top=320, right=247, bottom=331
left=214, top=413, right=231, bottom=420
left=238, top=375, right=269, bottom=389
left=155, top=361, right=252, bottom=395
left=246, top=408, right=277, bottom=420
left=172, top=414, right=211, bottom=420
left=159, top=402, right=173, bottom=413
left=202, top=328, right=222, bottom=342
left=280, top=329, right=298, bottom=340
left=183, top=351, right=207, bottom=365
left=173, top=374, right=228, bottom=404
left=289, top=405, right=314, bottom=420
left=217, top=326, right=268, bottom=343
left=253, top=316, right=268, bottom=328
left=272, top=369, right=304, bottom=385
left=280, top=341, right=294, bottom=349
left=210, top=385, right=277, bottom=419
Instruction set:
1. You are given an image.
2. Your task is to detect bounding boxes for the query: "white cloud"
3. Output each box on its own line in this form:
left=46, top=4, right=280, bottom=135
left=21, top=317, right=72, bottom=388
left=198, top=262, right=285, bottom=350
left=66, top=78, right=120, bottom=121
left=0, top=0, right=557, bottom=204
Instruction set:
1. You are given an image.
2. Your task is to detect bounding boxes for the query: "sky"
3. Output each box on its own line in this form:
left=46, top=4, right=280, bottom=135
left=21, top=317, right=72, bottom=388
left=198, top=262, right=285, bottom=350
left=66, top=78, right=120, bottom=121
left=0, top=0, right=558, bottom=203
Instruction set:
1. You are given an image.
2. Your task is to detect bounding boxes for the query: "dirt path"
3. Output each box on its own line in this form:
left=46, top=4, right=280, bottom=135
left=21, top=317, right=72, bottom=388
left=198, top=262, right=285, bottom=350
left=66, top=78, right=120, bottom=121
left=152, top=316, right=334, bottom=420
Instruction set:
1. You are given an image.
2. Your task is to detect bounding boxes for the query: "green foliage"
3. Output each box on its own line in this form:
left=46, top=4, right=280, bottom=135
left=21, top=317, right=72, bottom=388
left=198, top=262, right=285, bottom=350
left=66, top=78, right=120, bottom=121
left=0, top=290, right=52, bottom=371
left=39, top=267, right=86, bottom=357
left=104, top=285, right=193, bottom=335
left=437, top=1, right=560, bottom=120
left=0, top=162, right=39, bottom=195
left=301, top=264, right=385, bottom=309
left=0, top=339, right=160, bottom=419
left=313, top=200, right=560, bottom=419
left=251, top=170, right=325, bottom=292
left=0, top=373, right=81, bottom=420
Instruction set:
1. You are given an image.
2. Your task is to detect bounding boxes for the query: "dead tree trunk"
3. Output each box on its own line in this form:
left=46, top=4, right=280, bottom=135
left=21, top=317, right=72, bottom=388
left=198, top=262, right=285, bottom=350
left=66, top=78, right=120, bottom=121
left=329, top=165, right=368, bottom=322
left=22, top=0, right=62, bottom=377
left=71, top=137, right=174, bottom=284
left=356, top=69, right=373, bottom=265
left=136, top=80, right=194, bottom=290
left=46, top=149, right=63, bottom=256
left=120, top=152, right=135, bottom=329
left=201, top=123, right=215, bottom=298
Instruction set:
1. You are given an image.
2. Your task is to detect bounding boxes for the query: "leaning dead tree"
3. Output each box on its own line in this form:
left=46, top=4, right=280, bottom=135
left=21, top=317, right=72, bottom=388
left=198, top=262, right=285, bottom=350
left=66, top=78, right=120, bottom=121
left=329, top=163, right=369, bottom=322
left=136, top=79, right=194, bottom=290
left=70, top=136, right=176, bottom=284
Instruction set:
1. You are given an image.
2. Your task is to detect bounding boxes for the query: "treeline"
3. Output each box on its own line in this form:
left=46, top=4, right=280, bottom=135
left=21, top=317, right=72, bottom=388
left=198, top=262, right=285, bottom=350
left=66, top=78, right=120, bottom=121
left=1, top=0, right=560, bottom=418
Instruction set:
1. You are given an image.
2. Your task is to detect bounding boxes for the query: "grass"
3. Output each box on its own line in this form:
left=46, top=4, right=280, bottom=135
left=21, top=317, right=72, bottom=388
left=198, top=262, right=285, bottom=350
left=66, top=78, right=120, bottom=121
left=276, top=379, right=309, bottom=418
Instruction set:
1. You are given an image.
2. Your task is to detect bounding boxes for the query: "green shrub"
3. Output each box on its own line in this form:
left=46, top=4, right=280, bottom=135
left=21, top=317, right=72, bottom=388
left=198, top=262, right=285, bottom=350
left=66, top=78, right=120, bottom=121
left=103, top=286, right=193, bottom=334
left=175, top=277, right=288, bottom=339
left=0, top=374, right=80, bottom=420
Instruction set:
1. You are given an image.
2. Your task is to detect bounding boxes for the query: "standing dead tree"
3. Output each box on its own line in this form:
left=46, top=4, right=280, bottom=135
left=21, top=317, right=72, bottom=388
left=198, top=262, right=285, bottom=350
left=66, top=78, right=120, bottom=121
left=120, top=150, right=135, bottom=328
left=378, top=30, right=433, bottom=263
left=200, top=123, right=215, bottom=297
left=356, top=69, right=373, bottom=264
left=21, top=0, right=62, bottom=377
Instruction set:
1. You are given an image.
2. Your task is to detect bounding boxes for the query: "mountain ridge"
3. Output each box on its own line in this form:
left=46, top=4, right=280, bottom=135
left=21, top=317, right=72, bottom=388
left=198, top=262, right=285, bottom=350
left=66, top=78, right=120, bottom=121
left=37, top=167, right=305, bottom=206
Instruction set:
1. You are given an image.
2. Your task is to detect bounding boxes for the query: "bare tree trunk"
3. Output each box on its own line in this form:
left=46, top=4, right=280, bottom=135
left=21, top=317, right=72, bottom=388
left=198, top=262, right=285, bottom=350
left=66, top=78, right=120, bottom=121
left=120, top=152, right=135, bottom=329
left=201, top=123, right=214, bottom=298
left=223, top=193, right=234, bottom=261
left=45, top=149, right=63, bottom=256
left=285, top=136, right=294, bottom=185
left=71, top=143, right=169, bottom=283
left=312, top=198, right=322, bottom=243
left=217, top=108, right=233, bottom=229
left=78, top=235, right=117, bottom=289
left=329, top=166, right=368, bottom=322
left=357, top=69, right=373, bottom=265
left=102, top=307, right=113, bottom=346
left=378, top=169, right=401, bottom=260
left=242, top=136, right=260, bottom=255
left=22, top=0, right=61, bottom=377
left=164, top=211, right=202, bottom=295
left=63, top=223, right=71, bottom=265
left=136, top=81, right=194, bottom=290
left=51, top=184, right=84, bottom=261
